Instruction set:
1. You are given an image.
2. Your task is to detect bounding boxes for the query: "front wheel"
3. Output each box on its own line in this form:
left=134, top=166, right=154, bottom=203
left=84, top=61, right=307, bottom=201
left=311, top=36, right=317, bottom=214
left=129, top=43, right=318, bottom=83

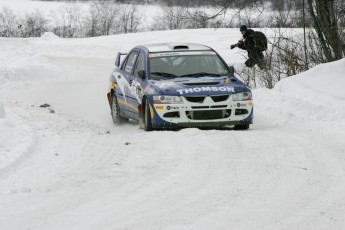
left=144, top=99, right=152, bottom=131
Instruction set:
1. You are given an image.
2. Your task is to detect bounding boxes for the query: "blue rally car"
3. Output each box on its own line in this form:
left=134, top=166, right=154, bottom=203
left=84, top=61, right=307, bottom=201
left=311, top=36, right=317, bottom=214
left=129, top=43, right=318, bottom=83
left=106, top=43, right=253, bottom=131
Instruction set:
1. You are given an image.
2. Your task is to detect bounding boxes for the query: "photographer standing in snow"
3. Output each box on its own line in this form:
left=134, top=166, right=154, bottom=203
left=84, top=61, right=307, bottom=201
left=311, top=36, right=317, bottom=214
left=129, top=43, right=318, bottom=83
left=230, top=25, right=267, bottom=70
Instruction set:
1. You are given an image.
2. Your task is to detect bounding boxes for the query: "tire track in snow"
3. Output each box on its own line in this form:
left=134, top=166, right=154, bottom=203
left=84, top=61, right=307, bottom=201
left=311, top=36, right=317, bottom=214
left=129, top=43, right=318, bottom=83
left=0, top=106, right=38, bottom=181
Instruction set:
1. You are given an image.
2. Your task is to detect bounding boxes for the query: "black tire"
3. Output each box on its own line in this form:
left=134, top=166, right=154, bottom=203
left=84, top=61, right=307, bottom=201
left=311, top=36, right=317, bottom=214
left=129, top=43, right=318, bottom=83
left=111, top=94, right=127, bottom=125
left=234, top=124, right=249, bottom=130
left=144, top=99, right=152, bottom=131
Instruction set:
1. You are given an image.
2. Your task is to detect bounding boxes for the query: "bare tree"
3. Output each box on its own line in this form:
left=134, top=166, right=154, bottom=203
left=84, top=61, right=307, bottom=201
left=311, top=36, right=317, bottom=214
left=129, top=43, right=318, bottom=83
left=119, top=3, right=142, bottom=33
left=0, top=7, right=17, bottom=37
left=307, top=0, right=345, bottom=62
left=152, top=3, right=187, bottom=30
left=87, top=1, right=119, bottom=36
left=272, top=1, right=294, bottom=27
left=238, top=7, right=263, bottom=28
left=50, top=3, right=85, bottom=38
left=20, top=10, right=48, bottom=37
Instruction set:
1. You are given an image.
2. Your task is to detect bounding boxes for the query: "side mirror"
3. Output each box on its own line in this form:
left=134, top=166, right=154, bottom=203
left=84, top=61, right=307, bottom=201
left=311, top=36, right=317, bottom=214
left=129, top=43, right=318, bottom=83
left=115, top=53, right=121, bottom=67
left=115, top=52, right=128, bottom=67
left=228, top=65, right=235, bottom=74
left=137, top=70, right=146, bottom=80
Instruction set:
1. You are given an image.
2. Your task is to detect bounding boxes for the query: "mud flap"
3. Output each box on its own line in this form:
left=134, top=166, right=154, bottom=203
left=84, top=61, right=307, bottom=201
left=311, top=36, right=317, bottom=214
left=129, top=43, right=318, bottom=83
left=139, top=111, right=145, bottom=129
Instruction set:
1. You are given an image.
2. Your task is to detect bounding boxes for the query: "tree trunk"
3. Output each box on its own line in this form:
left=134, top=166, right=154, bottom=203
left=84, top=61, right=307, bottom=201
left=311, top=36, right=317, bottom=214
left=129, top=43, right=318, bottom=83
left=307, top=0, right=345, bottom=62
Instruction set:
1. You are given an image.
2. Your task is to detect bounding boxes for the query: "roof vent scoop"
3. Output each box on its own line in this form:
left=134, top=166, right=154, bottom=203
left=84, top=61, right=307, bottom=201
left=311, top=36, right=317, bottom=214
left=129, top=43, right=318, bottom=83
left=168, top=43, right=189, bottom=50
left=174, top=45, right=189, bottom=50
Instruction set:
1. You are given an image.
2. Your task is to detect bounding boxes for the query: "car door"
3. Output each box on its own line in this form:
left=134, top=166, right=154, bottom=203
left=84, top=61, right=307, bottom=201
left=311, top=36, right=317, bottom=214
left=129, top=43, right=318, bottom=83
left=116, top=50, right=139, bottom=114
left=127, top=51, right=147, bottom=119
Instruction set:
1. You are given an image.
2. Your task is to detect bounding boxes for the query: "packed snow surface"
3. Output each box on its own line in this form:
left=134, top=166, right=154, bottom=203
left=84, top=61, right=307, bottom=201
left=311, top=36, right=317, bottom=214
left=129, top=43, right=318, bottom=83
left=1, top=27, right=345, bottom=230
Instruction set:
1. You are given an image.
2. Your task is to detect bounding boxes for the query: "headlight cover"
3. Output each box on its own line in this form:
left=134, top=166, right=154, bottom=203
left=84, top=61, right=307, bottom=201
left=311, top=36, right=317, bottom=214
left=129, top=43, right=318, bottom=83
left=153, top=95, right=183, bottom=104
left=232, top=92, right=252, bottom=101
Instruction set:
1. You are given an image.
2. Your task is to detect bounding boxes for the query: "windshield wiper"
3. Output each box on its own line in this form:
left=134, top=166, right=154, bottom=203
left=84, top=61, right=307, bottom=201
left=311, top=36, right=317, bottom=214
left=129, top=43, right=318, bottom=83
left=179, top=72, right=223, bottom=78
left=150, top=72, right=177, bottom=78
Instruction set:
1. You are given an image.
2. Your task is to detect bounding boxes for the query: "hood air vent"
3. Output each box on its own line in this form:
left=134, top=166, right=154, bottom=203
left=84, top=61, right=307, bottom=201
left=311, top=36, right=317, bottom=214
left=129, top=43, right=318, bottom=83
left=183, top=82, right=220, bottom=86
left=168, top=43, right=189, bottom=50
left=174, top=45, right=189, bottom=50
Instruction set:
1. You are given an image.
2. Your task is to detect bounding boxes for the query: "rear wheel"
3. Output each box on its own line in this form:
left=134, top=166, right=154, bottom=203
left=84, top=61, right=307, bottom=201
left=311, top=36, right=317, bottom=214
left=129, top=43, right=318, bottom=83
left=144, top=99, right=152, bottom=131
left=234, top=124, right=249, bottom=130
left=111, top=94, right=127, bottom=124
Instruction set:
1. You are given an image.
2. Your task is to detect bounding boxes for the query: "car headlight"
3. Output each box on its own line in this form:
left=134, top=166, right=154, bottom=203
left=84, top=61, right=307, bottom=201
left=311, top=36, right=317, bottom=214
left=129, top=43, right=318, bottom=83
left=232, top=92, right=252, bottom=101
left=153, top=95, right=183, bottom=104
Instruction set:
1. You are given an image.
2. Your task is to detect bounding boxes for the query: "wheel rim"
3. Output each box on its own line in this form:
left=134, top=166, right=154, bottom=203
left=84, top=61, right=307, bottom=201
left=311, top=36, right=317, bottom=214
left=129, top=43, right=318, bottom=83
left=112, top=97, right=119, bottom=123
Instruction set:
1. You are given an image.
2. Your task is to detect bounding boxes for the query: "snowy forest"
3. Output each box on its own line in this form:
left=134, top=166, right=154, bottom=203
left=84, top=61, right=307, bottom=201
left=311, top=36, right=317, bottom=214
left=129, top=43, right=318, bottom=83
left=1, top=0, right=344, bottom=88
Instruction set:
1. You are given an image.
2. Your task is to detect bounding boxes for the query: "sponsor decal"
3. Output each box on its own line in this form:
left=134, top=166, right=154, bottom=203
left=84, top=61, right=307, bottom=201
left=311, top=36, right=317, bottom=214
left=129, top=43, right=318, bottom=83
left=176, top=86, right=235, bottom=95
left=237, top=103, right=247, bottom=107
left=130, top=79, right=142, bottom=103
left=118, top=99, right=139, bottom=112
left=167, top=106, right=179, bottom=110
left=145, top=83, right=158, bottom=94
left=113, top=73, right=128, bottom=103
left=144, top=83, right=151, bottom=92
left=149, top=51, right=216, bottom=58
left=154, top=81, right=175, bottom=89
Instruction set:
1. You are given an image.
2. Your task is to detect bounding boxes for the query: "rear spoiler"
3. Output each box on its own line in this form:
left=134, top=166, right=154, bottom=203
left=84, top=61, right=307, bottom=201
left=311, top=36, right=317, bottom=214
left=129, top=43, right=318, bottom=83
left=115, top=52, right=128, bottom=67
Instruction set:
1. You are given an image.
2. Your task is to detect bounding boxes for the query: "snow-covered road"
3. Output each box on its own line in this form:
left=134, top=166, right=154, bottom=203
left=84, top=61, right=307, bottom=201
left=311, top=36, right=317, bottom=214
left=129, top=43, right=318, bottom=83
left=1, top=30, right=345, bottom=230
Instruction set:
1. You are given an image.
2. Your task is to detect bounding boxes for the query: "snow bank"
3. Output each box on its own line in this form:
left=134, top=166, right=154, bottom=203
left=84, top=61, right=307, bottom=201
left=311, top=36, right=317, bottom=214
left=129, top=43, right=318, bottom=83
left=0, top=102, right=5, bottom=118
left=275, top=58, right=345, bottom=122
left=254, top=58, right=345, bottom=134
left=40, top=32, right=60, bottom=41
left=276, top=58, right=345, bottom=101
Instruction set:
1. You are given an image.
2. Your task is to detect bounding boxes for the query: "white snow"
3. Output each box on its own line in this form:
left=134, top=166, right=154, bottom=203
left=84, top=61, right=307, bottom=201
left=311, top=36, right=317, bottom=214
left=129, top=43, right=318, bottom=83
left=0, top=102, right=5, bottom=118
left=1, top=22, right=345, bottom=230
left=0, top=0, right=76, bottom=15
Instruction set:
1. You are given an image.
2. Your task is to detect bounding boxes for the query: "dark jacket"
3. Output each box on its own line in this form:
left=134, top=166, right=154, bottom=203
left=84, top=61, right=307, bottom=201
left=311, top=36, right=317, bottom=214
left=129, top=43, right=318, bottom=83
left=237, top=29, right=263, bottom=60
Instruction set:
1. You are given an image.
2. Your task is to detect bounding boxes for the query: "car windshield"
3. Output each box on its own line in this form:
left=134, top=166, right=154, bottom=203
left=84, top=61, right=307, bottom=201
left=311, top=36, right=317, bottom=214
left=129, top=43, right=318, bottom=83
left=149, top=51, right=229, bottom=80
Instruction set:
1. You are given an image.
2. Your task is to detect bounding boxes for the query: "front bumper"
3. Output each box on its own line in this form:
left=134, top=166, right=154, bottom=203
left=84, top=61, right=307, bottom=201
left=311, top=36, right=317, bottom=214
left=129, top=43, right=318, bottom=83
left=150, top=95, right=253, bottom=128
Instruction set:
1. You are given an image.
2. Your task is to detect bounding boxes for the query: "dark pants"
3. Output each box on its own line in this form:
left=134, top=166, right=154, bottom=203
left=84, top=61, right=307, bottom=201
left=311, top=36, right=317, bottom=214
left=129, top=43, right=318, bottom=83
left=245, top=52, right=266, bottom=70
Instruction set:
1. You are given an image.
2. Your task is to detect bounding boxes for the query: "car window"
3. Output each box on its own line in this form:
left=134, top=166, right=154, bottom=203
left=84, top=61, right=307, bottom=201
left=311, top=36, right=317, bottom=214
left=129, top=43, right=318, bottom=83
left=149, top=52, right=229, bottom=79
left=134, top=52, right=145, bottom=78
left=123, top=51, right=138, bottom=74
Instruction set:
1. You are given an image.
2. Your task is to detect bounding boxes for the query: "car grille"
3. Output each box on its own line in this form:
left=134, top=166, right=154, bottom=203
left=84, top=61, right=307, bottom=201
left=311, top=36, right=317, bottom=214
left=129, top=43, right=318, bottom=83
left=184, top=95, right=229, bottom=103
left=186, top=109, right=231, bottom=120
left=163, top=111, right=180, bottom=118
left=185, top=96, right=205, bottom=103
left=210, top=95, right=229, bottom=102
left=191, top=106, right=209, bottom=109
